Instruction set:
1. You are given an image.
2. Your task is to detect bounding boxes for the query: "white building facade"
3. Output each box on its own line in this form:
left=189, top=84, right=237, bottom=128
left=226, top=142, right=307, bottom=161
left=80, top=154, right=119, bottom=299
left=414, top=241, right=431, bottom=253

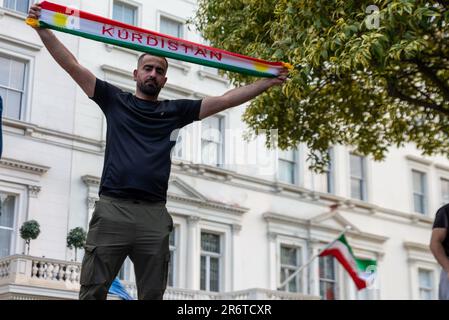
left=0, top=0, right=443, bottom=300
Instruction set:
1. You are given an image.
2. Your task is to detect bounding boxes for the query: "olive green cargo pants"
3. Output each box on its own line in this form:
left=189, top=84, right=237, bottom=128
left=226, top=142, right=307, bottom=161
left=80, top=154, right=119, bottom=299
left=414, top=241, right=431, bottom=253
left=79, top=195, right=173, bottom=300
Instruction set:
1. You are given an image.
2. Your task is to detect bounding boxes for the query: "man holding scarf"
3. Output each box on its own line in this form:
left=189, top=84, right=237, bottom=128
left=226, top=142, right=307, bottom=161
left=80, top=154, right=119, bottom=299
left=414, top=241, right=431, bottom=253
left=28, top=3, right=288, bottom=300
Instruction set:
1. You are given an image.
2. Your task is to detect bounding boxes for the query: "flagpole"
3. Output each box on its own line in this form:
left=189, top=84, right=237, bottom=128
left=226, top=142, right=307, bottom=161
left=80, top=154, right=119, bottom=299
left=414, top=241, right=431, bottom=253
left=277, top=225, right=352, bottom=291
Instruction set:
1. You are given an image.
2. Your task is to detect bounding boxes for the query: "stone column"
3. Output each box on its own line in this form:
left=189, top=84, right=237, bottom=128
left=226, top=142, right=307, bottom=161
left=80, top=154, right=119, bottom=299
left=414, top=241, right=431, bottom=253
left=186, top=215, right=200, bottom=290
left=26, top=185, right=41, bottom=221
left=267, top=232, right=278, bottom=290
left=230, top=223, right=241, bottom=291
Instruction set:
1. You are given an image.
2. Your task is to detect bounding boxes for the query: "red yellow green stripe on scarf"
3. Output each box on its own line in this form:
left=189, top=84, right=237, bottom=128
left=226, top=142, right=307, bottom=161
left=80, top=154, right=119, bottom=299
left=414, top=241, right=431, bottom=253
left=26, top=1, right=292, bottom=78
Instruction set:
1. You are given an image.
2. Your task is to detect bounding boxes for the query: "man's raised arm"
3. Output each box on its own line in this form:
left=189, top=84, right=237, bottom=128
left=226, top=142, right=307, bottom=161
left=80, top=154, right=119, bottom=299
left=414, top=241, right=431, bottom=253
left=199, top=69, right=289, bottom=120
left=28, top=3, right=96, bottom=98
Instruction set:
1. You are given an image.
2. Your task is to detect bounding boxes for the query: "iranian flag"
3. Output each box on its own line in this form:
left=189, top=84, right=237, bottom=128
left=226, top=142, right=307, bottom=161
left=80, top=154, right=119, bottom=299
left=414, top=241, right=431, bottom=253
left=319, top=234, right=377, bottom=290
left=26, top=1, right=292, bottom=78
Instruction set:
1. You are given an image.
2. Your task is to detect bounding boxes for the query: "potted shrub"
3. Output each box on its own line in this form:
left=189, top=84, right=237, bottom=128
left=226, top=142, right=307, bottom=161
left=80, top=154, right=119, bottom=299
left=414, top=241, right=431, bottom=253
left=20, top=220, right=40, bottom=255
left=66, top=227, right=86, bottom=262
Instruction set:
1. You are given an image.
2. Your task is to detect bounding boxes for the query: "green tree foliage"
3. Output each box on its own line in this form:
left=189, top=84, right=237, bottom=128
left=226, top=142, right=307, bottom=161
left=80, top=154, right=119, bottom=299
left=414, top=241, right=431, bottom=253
left=66, top=227, right=87, bottom=262
left=20, top=220, right=40, bottom=255
left=195, top=0, right=449, bottom=170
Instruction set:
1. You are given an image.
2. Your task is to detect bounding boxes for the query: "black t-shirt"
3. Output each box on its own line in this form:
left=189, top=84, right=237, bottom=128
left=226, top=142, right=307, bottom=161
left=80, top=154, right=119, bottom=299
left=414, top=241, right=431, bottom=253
left=90, top=79, right=201, bottom=202
left=433, top=204, right=449, bottom=256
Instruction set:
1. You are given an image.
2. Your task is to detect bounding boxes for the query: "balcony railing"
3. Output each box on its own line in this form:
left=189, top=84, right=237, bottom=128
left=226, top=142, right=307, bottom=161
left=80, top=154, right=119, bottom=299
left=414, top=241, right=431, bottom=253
left=0, top=255, right=319, bottom=300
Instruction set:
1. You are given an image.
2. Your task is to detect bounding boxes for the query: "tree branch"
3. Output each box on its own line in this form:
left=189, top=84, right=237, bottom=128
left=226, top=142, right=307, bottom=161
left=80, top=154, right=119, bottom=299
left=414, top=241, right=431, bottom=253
left=412, top=58, right=449, bottom=101
left=435, top=0, right=449, bottom=8
left=386, top=80, right=449, bottom=116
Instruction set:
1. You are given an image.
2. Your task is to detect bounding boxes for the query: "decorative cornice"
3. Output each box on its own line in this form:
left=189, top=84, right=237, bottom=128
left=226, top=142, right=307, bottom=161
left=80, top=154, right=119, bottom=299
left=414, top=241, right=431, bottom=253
left=164, top=83, right=194, bottom=97
left=406, top=155, right=432, bottom=166
left=77, top=173, right=247, bottom=214
left=167, top=59, right=191, bottom=74
left=187, top=215, right=201, bottom=224
left=81, top=175, right=101, bottom=187
left=101, top=64, right=133, bottom=79
left=27, top=185, right=42, bottom=198
left=263, top=211, right=388, bottom=244
left=435, top=163, right=449, bottom=172
left=0, top=158, right=49, bottom=176
left=3, top=118, right=104, bottom=155
left=0, top=34, right=43, bottom=51
left=169, top=177, right=207, bottom=201
left=403, top=241, right=437, bottom=264
left=167, top=193, right=247, bottom=215
left=171, top=161, right=434, bottom=227
left=403, top=241, right=431, bottom=253
left=168, top=176, right=248, bottom=214
left=231, top=223, right=242, bottom=234
left=104, top=43, right=140, bottom=57
left=197, top=70, right=229, bottom=86
left=310, top=208, right=361, bottom=233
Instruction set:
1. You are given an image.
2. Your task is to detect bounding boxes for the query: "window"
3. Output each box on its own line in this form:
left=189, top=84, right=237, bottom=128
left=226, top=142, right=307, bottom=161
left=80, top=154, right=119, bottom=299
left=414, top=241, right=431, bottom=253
left=0, top=55, right=27, bottom=120
left=160, top=16, right=183, bottom=38
left=113, top=1, right=137, bottom=25
left=324, top=149, right=334, bottom=193
left=319, top=256, right=338, bottom=300
left=314, top=149, right=334, bottom=193
left=201, top=116, right=224, bottom=167
left=412, top=170, right=427, bottom=214
left=3, top=0, right=29, bottom=14
left=200, top=232, right=221, bottom=292
left=441, top=178, right=449, bottom=206
left=350, top=154, right=366, bottom=200
left=418, top=269, right=434, bottom=300
left=168, top=226, right=177, bottom=287
left=0, top=193, right=16, bottom=258
left=280, top=245, right=302, bottom=293
left=278, top=149, right=297, bottom=184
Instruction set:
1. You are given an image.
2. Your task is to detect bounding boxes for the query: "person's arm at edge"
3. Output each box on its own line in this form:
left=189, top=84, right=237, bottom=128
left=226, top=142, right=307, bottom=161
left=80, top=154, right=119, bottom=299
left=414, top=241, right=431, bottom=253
left=430, top=228, right=449, bottom=277
left=198, top=69, right=289, bottom=120
left=28, top=3, right=96, bottom=98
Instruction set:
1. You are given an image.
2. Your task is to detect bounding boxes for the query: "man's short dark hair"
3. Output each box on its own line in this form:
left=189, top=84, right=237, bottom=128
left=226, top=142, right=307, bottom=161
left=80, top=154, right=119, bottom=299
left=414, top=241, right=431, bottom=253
left=138, top=53, right=168, bottom=71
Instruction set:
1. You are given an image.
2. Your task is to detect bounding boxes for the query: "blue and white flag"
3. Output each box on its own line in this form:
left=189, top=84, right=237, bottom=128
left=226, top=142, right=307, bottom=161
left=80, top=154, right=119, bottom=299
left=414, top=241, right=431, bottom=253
left=109, top=277, right=134, bottom=300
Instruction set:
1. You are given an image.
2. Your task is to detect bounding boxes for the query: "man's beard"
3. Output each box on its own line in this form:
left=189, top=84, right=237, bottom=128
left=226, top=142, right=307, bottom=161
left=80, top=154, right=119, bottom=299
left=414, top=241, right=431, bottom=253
left=138, top=79, right=162, bottom=97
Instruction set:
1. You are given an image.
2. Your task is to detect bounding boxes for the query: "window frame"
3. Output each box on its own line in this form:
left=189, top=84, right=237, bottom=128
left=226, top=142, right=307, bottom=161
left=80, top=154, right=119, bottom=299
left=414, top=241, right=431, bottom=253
left=318, top=255, right=339, bottom=300
left=110, top=0, right=141, bottom=27
left=200, top=230, right=223, bottom=292
left=0, top=182, right=27, bottom=258
left=411, top=169, right=427, bottom=215
left=349, top=153, right=367, bottom=201
left=279, top=244, right=303, bottom=293
left=0, top=51, right=31, bottom=122
left=201, top=115, right=225, bottom=167
left=168, top=224, right=178, bottom=287
left=440, top=177, right=449, bottom=206
left=1, top=0, right=31, bottom=15
left=325, top=148, right=335, bottom=194
left=417, top=268, right=435, bottom=300
left=277, top=148, right=298, bottom=185
left=0, top=193, right=18, bottom=258
left=406, top=157, right=432, bottom=216
left=157, top=12, right=185, bottom=39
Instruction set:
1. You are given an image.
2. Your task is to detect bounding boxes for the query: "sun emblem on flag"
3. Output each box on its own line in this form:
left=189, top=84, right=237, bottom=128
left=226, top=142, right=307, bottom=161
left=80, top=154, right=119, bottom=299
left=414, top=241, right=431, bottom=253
left=53, top=13, right=68, bottom=28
